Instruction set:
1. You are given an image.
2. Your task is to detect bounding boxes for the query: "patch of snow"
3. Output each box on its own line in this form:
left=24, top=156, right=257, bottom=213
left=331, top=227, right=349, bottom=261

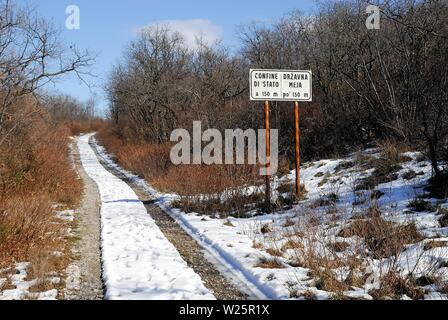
left=0, top=263, right=58, bottom=300
left=65, top=264, right=81, bottom=293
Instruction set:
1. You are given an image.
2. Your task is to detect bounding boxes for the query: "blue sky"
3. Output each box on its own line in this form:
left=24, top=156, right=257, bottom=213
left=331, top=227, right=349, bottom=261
left=19, top=0, right=317, bottom=113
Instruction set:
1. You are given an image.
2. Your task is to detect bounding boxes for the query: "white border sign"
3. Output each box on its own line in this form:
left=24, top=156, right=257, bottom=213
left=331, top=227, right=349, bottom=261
left=250, top=69, right=312, bottom=102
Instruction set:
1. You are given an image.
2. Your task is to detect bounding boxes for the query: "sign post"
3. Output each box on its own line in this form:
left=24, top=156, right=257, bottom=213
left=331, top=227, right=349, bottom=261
left=250, top=69, right=312, bottom=203
left=264, top=100, right=271, bottom=208
left=294, top=101, right=301, bottom=197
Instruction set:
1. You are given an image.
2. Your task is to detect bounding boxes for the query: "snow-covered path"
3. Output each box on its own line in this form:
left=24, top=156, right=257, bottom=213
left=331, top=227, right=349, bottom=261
left=77, top=134, right=214, bottom=300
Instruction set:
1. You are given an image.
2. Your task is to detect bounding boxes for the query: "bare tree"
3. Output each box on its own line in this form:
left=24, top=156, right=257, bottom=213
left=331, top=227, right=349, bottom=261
left=106, top=0, right=448, bottom=186
left=0, top=0, right=94, bottom=145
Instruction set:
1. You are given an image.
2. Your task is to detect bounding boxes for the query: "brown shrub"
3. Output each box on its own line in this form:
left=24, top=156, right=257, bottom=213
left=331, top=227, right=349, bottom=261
left=0, top=125, right=81, bottom=205
left=281, top=240, right=303, bottom=251
left=277, top=181, right=294, bottom=194
left=378, top=140, right=411, bottom=165
left=334, top=161, right=355, bottom=172
left=0, top=197, right=56, bottom=267
left=369, top=272, right=425, bottom=300
left=266, top=248, right=284, bottom=257
left=424, top=241, right=448, bottom=251
left=328, top=241, right=350, bottom=253
left=276, top=156, right=292, bottom=177
left=97, top=126, right=173, bottom=180
left=97, top=126, right=264, bottom=216
left=0, top=97, right=82, bottom=282
left=402, top=170, right=418, bottom=180
left=339, top=216, right=423, bottom=259
left=283, top=219, right=296, bottom=228
left=252, top=241, right=264, bottom=250
left=68, top=119, right=106, bottom=136
left=354, top=141, right=411, bottom=191
left=313, top=271, right=350, bottom=293
left=255, top=257, right=285, bottom=269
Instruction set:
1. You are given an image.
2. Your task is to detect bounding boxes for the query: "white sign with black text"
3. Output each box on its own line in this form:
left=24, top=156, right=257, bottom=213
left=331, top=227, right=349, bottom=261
left=250, top=69, right=312, bottom=102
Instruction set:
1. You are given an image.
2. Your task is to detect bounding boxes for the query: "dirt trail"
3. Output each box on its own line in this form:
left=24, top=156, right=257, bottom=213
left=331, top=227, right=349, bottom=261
left=65, top=138, right=104, bottom=300
left=89, top=138, right=248, bottom=300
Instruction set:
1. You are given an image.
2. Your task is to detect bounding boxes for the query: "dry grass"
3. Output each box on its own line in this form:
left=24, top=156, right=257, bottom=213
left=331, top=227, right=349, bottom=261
left=223, top=220, right=235, bottom=227
left=0, top=126, right=82, bottom=205
left=283, top=219, right=296, bottom=228
left=68, top=119, right=105, bottom=136
left=290, top=289, right=317, bottom=300
left=254, top=202, right=439, bottom=299
left=97, top=126, right=264, bottom=217
left=339, top=215, right=423, bottom=259
left=0, top=97, right=83, bottom=295
left=97, top=127, right=173, bottom=180
left=281, top=240, right=303, bottom=251
left=334, top=161, right=355, bottom=172
left=313, top=270, right=350, bottom=293
left=354, top=140, right=412, bottom=191
left=252, top=241, right=264, bottom=250
left=255, top=257, right=285, bottom=269
left=266, top=248, right=284, bottom=257
left=277, top=181, right=295, bottom=194
left=311, top=193, right=339, bottom=208
left=424, top=241, right=448, bottom=251
left=328, top=241, right=350, bottom=253
left=0, top=197, right=55, bottom=266
left=377, top=140, right=412, bottom=165
left=26, top=249, right=69, bottom=295
left=369, top=272, right=425, bottom=300
left=158, top=164, right=263, bottom=217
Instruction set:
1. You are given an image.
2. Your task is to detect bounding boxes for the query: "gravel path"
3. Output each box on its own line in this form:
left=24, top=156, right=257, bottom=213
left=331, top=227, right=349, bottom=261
left=65, top=138, right=104, bottom=300
left=90, top=138, right=248, bottom=300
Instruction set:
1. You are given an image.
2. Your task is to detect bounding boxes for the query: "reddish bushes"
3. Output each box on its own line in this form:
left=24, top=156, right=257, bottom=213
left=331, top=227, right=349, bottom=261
left=97, top=125, right=264, bottom=216
left=0, top=125, right=81, bottom=205
left=0, top=196, right=56, bottom=266
left=68, top=119, right=106, bottom=137
left=97, top=126, right=262, bottom=195
left=97, top=127, right=172, bottom=179
left=0, top=100, right=82, bottom=268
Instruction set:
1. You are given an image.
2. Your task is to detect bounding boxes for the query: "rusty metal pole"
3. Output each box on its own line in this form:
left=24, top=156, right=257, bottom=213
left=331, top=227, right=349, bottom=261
left=264, top=101, right=271, bottom=210
left=294, top=101, right=301, bottom=198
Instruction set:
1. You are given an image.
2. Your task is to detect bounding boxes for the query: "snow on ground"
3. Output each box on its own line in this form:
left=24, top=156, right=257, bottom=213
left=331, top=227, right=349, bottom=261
left=0, top=263, right=58, bottom=300
left=77, top=134, right=214, bottom=300
left=93, top=136, right=448, bottom=300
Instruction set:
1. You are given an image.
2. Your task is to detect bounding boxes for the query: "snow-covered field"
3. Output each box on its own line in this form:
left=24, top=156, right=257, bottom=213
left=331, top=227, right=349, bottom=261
left=92, top=136, right=448, bottom=300
left=78, top=134, right=214, bottom=300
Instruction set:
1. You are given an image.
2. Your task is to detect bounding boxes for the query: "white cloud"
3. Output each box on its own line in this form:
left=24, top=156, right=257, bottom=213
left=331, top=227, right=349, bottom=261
left=138, top=19, right=222, bottom=49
